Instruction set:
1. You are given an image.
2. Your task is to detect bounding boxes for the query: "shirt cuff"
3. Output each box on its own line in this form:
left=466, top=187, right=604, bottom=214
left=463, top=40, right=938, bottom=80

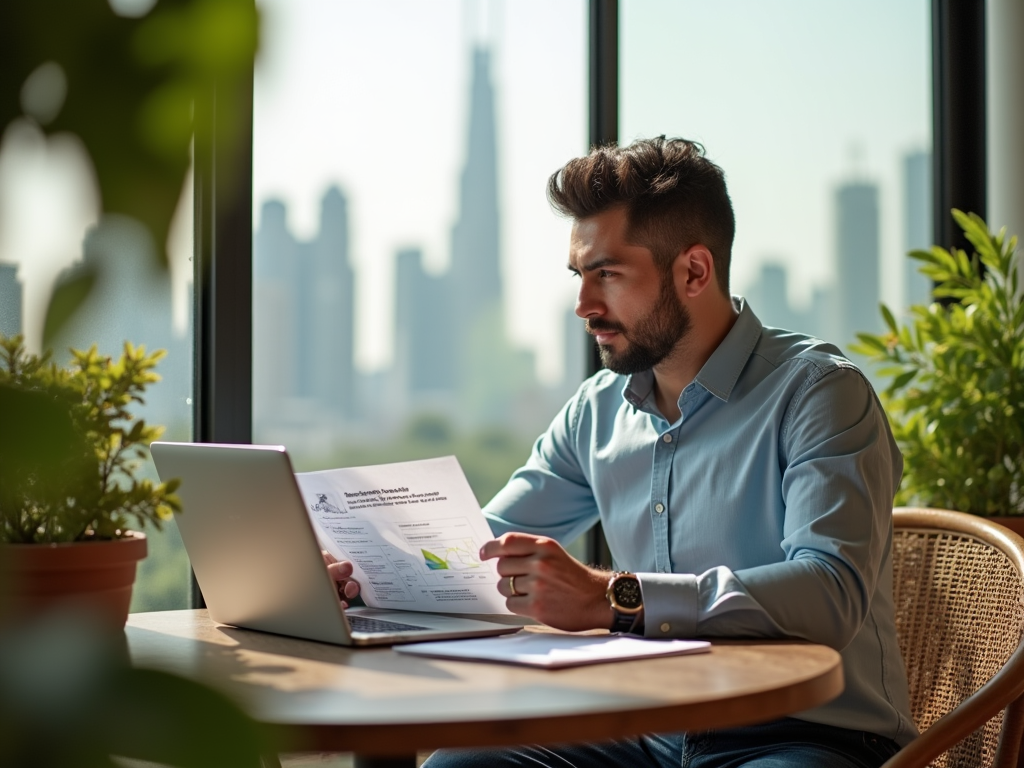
left=637, top=572, right=699, bottom=638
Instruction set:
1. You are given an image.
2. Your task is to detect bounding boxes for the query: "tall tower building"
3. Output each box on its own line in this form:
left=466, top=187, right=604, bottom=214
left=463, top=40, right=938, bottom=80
left=395, top=247, right=456, bottom=399
left=903, top=150, right=933, bottom=310
left=309, top=187, right=357, bottom=417
left=835, top=181, right=881, bottom=350
left=744, top=263, right=799, bottom=332
left=390, top=45, right=537, bottom=427
left=449, top=48, right=502, bottom=323
left=253, top=199, right=300, bottom=420
left=0, top=262, right=22, bottom=337
left=253, top=190, right=359, bottom=424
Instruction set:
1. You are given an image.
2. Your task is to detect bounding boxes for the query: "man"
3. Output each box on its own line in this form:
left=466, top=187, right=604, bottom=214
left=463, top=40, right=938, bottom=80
left=330, top=137, right=916, bottom=767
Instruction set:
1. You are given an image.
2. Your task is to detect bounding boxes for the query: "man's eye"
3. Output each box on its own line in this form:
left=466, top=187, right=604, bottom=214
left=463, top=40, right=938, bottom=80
left=599, top=269, right=614, bottom=278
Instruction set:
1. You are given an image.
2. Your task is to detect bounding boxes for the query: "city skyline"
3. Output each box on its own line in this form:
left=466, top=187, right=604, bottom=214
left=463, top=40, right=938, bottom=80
left=253, top=123, right=934, bottom=453
left=0, top=1, right=930, bottom=386
left=253, top=46, right=562, bottom=447
left=740, top=148, right=933, bottom=379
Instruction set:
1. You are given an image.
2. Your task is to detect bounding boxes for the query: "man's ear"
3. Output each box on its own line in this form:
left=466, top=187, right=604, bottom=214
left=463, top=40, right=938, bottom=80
left=672, top=244, right=716, bottom=299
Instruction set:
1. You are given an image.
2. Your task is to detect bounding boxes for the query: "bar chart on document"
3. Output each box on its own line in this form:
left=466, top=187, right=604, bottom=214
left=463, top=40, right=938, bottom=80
left=295, top=456, right=510, bottom=614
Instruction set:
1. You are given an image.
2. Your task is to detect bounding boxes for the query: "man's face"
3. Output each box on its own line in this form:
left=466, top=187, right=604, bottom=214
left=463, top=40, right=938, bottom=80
left=569, top=207, right=691, bottom=375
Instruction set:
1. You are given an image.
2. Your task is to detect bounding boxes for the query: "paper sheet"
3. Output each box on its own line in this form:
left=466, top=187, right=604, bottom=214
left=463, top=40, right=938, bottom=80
left=395, top=633, right=712, bottom=668
left=295, top=456, right=511, bottom=614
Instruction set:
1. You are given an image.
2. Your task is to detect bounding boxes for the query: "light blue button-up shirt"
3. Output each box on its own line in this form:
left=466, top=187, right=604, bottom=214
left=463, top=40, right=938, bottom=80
left=484, top=299, right=917, bottom=746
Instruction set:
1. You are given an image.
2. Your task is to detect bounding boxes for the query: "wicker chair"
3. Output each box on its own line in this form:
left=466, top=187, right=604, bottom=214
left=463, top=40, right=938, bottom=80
left=882, top=508, right=1024, bottom=768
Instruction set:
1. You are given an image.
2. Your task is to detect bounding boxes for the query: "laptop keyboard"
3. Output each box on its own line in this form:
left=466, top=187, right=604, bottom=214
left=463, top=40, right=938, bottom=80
left=348, top=614, right=431, bottom=634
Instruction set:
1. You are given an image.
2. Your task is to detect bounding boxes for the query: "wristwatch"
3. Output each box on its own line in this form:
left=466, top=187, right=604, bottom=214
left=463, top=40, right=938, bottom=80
left=606, top=572, right=644, bottom=633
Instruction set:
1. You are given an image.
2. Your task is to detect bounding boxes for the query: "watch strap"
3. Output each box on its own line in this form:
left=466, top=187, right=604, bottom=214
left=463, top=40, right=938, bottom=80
left=611, top=609, right=640, bottom=633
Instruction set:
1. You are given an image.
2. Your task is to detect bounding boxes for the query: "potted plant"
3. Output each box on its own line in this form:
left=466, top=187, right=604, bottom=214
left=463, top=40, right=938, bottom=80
left=0, top=334, right=181, bottom=628
left=853, top=210, right=1024, bottom=529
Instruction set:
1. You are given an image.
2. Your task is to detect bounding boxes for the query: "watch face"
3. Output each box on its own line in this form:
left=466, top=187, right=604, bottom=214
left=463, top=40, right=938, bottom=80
left=613, top=577, right=642, bottom=609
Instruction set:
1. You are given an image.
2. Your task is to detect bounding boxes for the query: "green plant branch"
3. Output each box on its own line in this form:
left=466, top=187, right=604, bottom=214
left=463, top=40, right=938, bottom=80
left=852, top=211, right=1024, bottom=516
left=0, top=335, right=181, bottom=543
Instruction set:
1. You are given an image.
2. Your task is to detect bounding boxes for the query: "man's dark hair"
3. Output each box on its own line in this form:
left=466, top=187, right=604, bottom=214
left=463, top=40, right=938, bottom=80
left=548, top=136, right=735, bottom=295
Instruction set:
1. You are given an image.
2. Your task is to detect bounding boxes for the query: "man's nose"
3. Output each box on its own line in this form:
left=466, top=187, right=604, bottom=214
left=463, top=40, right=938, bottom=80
left=575, top=278, right=604, bottom=319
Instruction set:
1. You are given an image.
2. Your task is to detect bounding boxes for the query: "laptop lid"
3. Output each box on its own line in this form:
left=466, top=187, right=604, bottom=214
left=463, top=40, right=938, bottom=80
left=151, top=442, right=356, bottom=645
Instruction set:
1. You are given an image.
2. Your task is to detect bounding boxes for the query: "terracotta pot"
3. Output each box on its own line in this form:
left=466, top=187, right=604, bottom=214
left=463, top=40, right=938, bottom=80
left=0, top=531, right=147, bottom=630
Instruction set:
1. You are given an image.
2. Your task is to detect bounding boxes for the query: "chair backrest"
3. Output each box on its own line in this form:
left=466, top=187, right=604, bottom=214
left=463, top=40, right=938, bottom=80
left=891, top=508, right=1024, bottom=768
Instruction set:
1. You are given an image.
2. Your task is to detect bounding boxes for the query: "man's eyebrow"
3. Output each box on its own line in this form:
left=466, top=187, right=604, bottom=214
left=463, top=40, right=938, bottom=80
left=567, top=256, right=623, bottom=274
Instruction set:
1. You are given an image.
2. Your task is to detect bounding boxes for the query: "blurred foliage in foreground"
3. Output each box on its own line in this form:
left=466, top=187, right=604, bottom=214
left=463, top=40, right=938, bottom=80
left=0, top=0, right=258, bottom=345
left=0, top=608, right=272, bottom=767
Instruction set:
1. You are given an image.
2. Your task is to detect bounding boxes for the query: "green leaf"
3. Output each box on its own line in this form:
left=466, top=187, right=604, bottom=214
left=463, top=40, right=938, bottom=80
left=880, top=304, right=898, bottom=335
left=890, top=369, right=917, bottom=392
left=851, top=334, right=889, bottom=359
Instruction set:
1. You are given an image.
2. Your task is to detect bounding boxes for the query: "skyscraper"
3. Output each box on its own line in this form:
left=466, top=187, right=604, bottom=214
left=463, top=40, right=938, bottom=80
left=744, top=262, right=800, bottom=332
left=389, top=45, right=537, bottom=427
left=903, top=150, right=933, bottom=310
left=309, top=186, right=357, bottom=417
left=253, top=199, right=300, bottom=419
left=253, top=188, right=358, bottom=425
left=0, top=262, right=22, bottom=337
left=834, top=181, right=881, bottom=350
left=449, top=48, right=503, bottom=333
left=394, top=247, right=456, bottom=397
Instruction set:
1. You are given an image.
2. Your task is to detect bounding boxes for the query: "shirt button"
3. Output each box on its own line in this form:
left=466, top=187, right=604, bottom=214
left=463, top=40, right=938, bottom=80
left=660, top=622, right=671, bottom=633
left=663, top=434, right=672, bottom=443
left=655, top=503, right=664, bottom=514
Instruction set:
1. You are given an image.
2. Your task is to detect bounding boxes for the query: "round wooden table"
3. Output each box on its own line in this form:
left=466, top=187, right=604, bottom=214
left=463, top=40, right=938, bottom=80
left=125, top=610, right=843, bottom=768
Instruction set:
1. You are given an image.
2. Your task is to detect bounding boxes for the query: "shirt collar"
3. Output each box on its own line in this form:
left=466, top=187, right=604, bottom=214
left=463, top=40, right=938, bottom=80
left=621, top=296, right=762, bottom=408
left=693, top=296, right=762, bottom=402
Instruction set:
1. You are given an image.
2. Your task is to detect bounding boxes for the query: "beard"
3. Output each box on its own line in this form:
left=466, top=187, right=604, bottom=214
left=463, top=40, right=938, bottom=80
left=587, top=273, right=692, bottom=375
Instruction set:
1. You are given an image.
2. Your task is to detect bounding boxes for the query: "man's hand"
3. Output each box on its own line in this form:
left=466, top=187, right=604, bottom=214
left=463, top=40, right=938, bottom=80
left=480, top=533, right=614, bottom=631
left=322, top=551, right=361, bottom=608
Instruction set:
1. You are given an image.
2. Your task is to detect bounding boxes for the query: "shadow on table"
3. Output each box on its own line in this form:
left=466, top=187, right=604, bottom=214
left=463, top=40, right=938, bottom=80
left=127, top=622, right=468, bottom=682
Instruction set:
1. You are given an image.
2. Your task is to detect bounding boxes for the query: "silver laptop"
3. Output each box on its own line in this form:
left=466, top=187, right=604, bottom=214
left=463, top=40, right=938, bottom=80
left=150, top=442, right=521, bottom=646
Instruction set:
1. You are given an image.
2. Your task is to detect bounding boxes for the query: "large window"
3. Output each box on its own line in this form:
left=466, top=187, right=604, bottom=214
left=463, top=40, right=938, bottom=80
left=252, top=1, right=587, bottom=509
left=621, top=0, right=932, bottom=370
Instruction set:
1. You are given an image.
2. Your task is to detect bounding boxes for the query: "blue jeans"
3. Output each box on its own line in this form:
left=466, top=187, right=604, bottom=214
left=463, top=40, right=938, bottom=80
left=420, top=717, right=902, bottom=768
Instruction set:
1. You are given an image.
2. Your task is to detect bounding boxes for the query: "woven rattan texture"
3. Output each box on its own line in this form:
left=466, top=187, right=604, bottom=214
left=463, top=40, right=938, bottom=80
left=892, top=529, right=1024, bottom=768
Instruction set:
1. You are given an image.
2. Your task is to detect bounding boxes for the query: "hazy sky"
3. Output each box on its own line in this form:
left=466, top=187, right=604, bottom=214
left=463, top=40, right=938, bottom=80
left=253, top=0, right=929, bottom=383
left=621, top=0, right=931, bottom=310
left=0, top=0, right=929, bottom=382
left=253, top=0, right=588, bottom=382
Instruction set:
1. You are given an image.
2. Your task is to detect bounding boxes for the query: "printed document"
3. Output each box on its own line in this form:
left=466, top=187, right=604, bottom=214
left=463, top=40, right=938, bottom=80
left=396, top=633, right=711, bottom=669
left=295, top=456, right=510, bottom=614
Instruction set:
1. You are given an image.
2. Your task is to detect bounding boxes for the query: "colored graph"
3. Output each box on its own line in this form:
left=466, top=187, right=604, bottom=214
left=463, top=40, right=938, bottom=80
left=420, top=541, right=483, bottom=571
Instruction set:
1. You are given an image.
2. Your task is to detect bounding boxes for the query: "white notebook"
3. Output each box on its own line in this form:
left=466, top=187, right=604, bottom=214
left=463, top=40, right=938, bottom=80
left=395, top=632, right=711, bottom=669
